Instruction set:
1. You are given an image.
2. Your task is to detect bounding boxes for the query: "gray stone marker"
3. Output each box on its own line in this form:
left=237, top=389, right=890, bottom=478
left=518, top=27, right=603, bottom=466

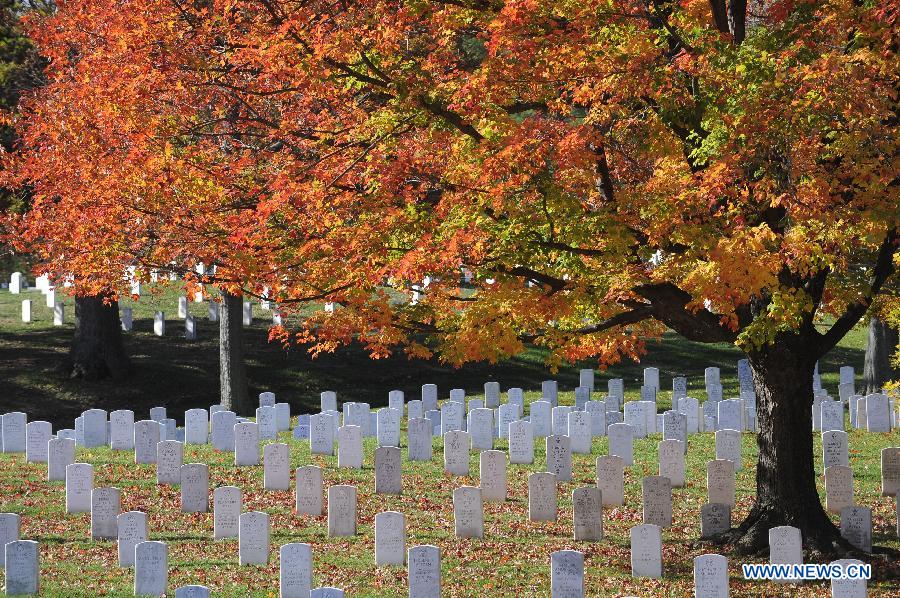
left=239, top=511, right=270, bottom=565
left=109, top=410, right=135, bottom=451
left=175, top=586, right=210, bottom=598
left=264, top=443, right=290, bottom=490
left=377, top=407, right=402, bottom=448
left=551, top=406, right=572, bottom=437
left=4, top=540, right=39, bottom=595
left=180, top=463, right=209, bottom=513
left=408, top=418, right=433, bottom=462
left=824, top=465, right=854, bottom=514
left=280, top=543, right=313, bottom=598
left=421, top=384, right=438, bottom=412
left=327, top=485, right=357, bottom=537
left=310, top=413, right=335, bottom=456
left=296, top=466, right=324, bottom=516
left=700, top=503, right=731, bottom=539
left=66, top=462, right=93, bottom=513
left=371, top=446, right=401, bottom=495
left=529, top=472, right=558, bottom=522
left=714, top=429, right=741, bottom=471
left=320, top=391, right=338, bottom=413
left=580, top=368, right=595, bottom=391
left=508, top=420, right=534, bottom=465
left=830, top=558, right=867, bottom=598
left=596, top=455, right=624, bottom=506
left=693, top=553, right=729, bottom=598
left=630, top=523, right=663, bottom=578
left=840, top=506, right=872, bottom=552
left=214, top=486, right=241, bottom=539
left=468, top=408, right=494, bottom=451
left=479, top=450, right=507, bottom=502
left=134, top=541, right=167, bottom=596
left=823, top=430, right=850, bottom=471
left=311, top=588, right=344, bottom=598
left=608, top=423, right=634, bottom=466
left=568, top=411, right=592, bottom=454
left=768, top=525, right=802, bottom=582
left=25, top=421, right=51, bottom=463
left=134, top=420, right=161, bottom=464
left=707, top=459, right=736, bottom=507
left=184, top=409, right=208, bottom=445
left=408, top=544, right=440, bottom=598
left=546, top=435, right=572, bottom=482
left=453, top=486, right=484, bottom=538
left=338, top=425, right=363, bottom=469
left=211, top=410, right=237, bottom=452
left=883, top=447, right=900, bottom=496
left=375, top=511, right=406, bottom=566
left=573, top=486, right=603, bottom=541
left=0, top=512, right=21, bottom=567
left=530, top=401, right=552, bottom=438
left=658, top=439, right=685, bottom=487
left=82, top=408, right=107, bottom=448
left=550, top=549, right=584, bottom=597
left=484, top=381, right=501, bottom=408
left=444, top=430, right=471, bottom=476
left=234, top=422, right=261, bottom=466
left=542, top=380, right=558, bottom=407
left=156, top=440, right=183, bottom=485
left=117, top=511, right=148, bottom=567
left=91, top=487, right=121, bottom=540
left=407, top=400, right=423, bottom=421
left=642, top=475, right=672, bottom=528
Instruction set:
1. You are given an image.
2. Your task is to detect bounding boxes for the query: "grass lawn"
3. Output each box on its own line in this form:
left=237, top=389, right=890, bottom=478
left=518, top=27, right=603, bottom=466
left=0, top=281, right=898, bottom=595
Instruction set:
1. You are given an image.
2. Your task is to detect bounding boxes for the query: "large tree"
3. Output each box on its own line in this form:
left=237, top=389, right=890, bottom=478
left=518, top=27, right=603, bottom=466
left=5, top=0, right=897, bottom=557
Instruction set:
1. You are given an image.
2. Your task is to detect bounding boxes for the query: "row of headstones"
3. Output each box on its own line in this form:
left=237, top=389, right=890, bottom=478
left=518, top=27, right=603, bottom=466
left=0, top=515, right=874, bottom=597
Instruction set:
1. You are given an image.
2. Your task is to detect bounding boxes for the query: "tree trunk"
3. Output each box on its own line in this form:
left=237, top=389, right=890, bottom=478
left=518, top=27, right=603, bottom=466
left=220, top=290, right=250, bottom=414
left=721, top=333, right=855, bottom=558
left=863, top=316, right=898, bottom=394
left=69, top=294, right=131, bottom=380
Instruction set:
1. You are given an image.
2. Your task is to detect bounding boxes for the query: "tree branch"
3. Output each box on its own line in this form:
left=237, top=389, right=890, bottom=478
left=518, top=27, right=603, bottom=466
left=816, top=228, right=898, bottom=355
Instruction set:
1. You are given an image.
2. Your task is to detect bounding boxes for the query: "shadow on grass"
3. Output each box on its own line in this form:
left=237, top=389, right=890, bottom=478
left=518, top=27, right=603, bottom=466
left=0, top=317, right=865, bottom=430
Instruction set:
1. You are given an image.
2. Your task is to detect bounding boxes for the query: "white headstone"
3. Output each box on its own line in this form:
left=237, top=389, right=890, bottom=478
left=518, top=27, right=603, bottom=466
left=20, top=299, right=31, bottom=322
left=542, top=380, right=558, bottom=407
left=280, top=543, right=313, bottom=598
left=630, top=524, right=663, bottom=578
left=211, top=410, right=236, bottom=452
left=134, top=541, right=167, bottom=596
left=0, top=513, right=20, bottom=568
left=234, top=421, right=261, bottom=466
left=4, top=540, right=39, bottom=595
left=337, top=425, right=363, bottom=469
left=309, top=413, right=334, bottom=456
left=375, top=511, right=406, bottom=566
left=153, top=311, right=165, bottom=336
left=117, top=511, right=148, bottom=567
left=717, top=400, right=743, bottom=432
left=156, top=440, right=183, bottom=485
left=484, top=381, right=500, bottom=408
left=375, top=446, right=402, bottom=495
left=824, top=465, right=854, bottom=514
left=453, top=486, right=484, bottom=538
left=830, top=559, right=867, bottom=598
left=407, top=418, right=433, bottom=462
left=239, top=511, right=270, bottom=565
left=180, top=463, right=209, bottom=513
left=377, top=407, right=402, bottom=448
left=768, top=526, right=802, bottom=582
left=508, top=420, right=534, bottom=465
left=479, top=450, right=506, bottom=502
left=642, top=475, right=672, bottom=528
left=596, top=455, right=624, bottom=506
left=295, top=466, right=324, bottom=516
left=528, top=472, right=558, bottom=522
left=408, top=544, right=440, bottom=598
left=822, top=430, right=849, bottom=470
left=1, top=412, right=26, bottom=453
left=530, top=401, right=552, bottom=437
left=707, top=459, right=736, bottom=507
left=320, top=391, right=337, bottom=412
left=440, top=402, right=464, bottom=435
left=567, top=411, right=592, bottom=454
left=53, top=302, right=64, bottom=325
left=82, top=408, right=107, bottom=448
left=608, top=423, right=634, bottom=466
left=24, top=421, right=51, bottom=463
left=134, top=420, right=160, bottom=464
left=693, top=553, right=729, bottom=598
left=242, top=301, right=253, bottom=326
left=256, top=405, right=277, bottom=440
left=700, top=503, right=731, bottom=538
left=572, top=486, right=603, bottom=541
left=882, top=447, right=900, bottom=496
left=444, top=430, right=471, bottom=476
left=264, top=443, right=290, bottom=490
left=546, top=435, right=572, bottom=482
left=91, top=487, right=120, bottom=540
left=840, top=506, right=871, bottom=552
left=421, top=384, right=438, bottom=412
left=66, top=462, right=93, bottom=513
left=550, top=549, right=584, bottom=597
left=183, top=409, right=208, bottom=445
left=47, top=437, right=75, bottom=481
left=658, top=439, right=685, bottom=487
left=213, top=486, right=241, bottom=539
left=327, top=485, right=357, bottom=537
left=865, top=393, right=890, bottom=432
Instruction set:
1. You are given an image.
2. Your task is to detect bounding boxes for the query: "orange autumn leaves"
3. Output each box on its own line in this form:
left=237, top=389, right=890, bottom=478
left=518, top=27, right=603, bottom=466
left=4, top=0, right=898, bottom=364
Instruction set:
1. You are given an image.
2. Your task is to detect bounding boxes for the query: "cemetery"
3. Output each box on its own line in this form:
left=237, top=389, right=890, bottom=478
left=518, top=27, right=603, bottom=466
left=0, top=0, right=898, bottom=595
left=1, top=280, right=899, bottom=595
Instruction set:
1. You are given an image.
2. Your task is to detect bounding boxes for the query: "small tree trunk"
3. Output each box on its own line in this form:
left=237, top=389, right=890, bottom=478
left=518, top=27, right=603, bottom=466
left=220, top=290, right=250, bottom=414
left=723, top=334, right=854, bottom=558
left=863, top=316, right=898, bottom=394
left=70, top=294, right=130, bottom=380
